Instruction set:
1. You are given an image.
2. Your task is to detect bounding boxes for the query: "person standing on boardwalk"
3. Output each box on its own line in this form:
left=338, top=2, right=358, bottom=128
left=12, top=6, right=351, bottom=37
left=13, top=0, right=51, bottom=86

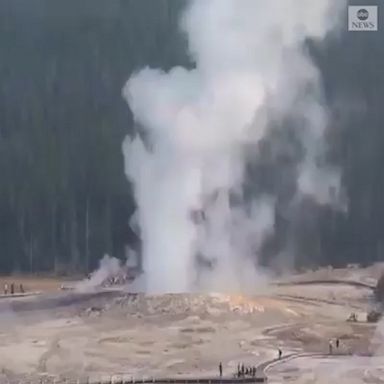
left=241, top=363, right=245, bottom=376
left=329, top=339, right=333, bottom=354
left=336, top=338, right=340, bottom=349
left=219, top=362, right=223, bottom=377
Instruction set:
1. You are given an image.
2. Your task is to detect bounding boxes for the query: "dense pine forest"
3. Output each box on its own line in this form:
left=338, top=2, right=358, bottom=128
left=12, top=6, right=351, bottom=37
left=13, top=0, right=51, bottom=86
left=0, top=0, right=383, bottom=274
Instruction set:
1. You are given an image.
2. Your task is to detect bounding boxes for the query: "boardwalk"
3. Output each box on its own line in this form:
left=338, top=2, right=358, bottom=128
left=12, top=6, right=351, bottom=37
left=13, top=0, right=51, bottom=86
left=84, top=378, right=265, bottom=384
left=98, top=378, right=264, bottom=383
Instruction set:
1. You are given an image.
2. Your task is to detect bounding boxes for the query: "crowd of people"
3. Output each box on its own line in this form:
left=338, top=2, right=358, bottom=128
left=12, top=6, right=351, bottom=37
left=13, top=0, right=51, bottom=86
left=235, top=363, right=258, bottom=378
left=329, top=338, right=340, bottom=354
left=3, top=282, right=24, bottom=295
left=232, top=349, right=283, bottom=378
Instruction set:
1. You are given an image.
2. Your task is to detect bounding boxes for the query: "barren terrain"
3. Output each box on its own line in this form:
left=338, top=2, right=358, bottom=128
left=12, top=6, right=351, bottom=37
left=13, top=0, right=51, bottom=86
left=0, top=265, right=383, bottom=383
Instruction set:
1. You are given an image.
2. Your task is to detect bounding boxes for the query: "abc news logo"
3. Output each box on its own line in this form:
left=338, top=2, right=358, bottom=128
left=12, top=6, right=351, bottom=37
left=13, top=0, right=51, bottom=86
left=348, top=6, right=378, bottom=31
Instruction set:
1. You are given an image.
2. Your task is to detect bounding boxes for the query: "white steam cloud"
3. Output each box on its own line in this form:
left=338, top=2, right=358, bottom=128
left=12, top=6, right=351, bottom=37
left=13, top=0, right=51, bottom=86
left=75, top=254, right=121, bottom=292
left=122, top=0, right=344, bottom=293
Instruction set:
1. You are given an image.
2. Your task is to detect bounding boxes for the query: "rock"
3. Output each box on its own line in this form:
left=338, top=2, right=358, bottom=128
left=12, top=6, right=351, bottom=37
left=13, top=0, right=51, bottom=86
left=367, top=310, right=382, bottom=323
left=84, top=306, right=102, bottom=317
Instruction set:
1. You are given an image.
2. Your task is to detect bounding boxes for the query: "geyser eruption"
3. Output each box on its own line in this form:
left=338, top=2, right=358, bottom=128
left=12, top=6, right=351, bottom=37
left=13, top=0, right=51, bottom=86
left=122, top=0, right=343, bottom=293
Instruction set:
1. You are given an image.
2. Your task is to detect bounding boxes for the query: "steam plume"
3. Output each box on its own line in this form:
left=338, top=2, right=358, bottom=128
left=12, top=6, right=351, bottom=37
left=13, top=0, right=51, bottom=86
left=122, top=0, right=344, bottom=293
left=75, top=254, right=121, bottom=292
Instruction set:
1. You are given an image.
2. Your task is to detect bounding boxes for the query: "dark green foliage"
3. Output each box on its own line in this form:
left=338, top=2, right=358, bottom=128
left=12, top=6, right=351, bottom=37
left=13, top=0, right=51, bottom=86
left=0, top=0, right=188, bottom=273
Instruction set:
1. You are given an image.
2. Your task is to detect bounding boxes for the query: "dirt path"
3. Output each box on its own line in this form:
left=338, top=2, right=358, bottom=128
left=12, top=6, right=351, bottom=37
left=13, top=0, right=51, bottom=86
left=275, top=279, right=375, bottom=290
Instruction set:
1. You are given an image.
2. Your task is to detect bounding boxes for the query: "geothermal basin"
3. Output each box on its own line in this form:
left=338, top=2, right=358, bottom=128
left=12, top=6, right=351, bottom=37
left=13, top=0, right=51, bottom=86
left=0, top=265, right=382, bottom=383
